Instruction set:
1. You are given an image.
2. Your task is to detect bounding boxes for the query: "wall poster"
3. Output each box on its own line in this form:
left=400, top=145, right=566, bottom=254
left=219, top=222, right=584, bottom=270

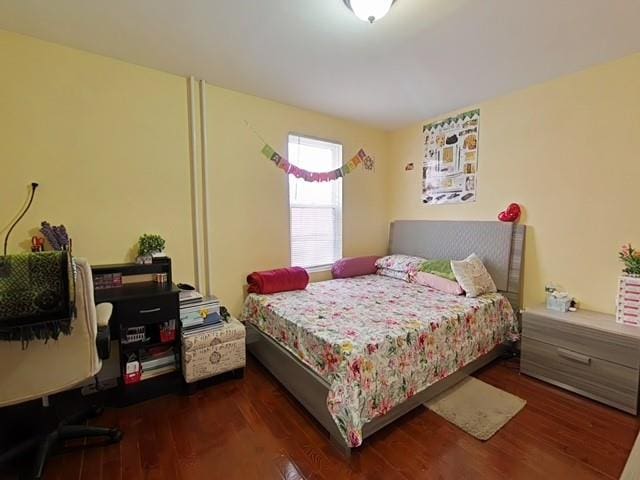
left=422, top=109, right=479, bottom=204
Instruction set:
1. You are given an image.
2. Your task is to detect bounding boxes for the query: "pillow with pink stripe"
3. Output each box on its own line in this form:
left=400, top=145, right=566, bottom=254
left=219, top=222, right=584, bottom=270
left=376, top=268, right=410, bottom=282
left=374, top=254, right=426, bottom=273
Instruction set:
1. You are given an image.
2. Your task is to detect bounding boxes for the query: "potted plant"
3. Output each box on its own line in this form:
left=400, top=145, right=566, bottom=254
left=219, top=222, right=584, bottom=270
left=136, top=234, right=166, bottom=264
left=617, top=244, right=640, bottom=326
left=619, top=244, right=640, bottom=277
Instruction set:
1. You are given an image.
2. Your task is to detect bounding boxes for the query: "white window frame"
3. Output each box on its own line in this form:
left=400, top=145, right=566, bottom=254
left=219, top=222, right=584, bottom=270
left=288, top=133, right=343, bottom=272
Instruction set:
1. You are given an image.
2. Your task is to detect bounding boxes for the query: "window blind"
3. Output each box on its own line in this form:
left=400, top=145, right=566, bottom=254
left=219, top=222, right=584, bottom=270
left=288, top=135, right=342, bottom=269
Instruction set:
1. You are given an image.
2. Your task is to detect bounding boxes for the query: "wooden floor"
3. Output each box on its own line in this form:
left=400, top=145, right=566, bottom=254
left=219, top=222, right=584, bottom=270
left=39, top=356, right=639, bottom=480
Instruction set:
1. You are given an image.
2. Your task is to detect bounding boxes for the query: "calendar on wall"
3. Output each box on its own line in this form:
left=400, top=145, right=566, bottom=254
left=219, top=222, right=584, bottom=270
left=422, top=109, right=480, bottom=205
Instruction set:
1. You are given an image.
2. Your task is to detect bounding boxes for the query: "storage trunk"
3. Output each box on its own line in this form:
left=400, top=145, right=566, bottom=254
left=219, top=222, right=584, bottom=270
left=181, top=318, right=246, bottom=383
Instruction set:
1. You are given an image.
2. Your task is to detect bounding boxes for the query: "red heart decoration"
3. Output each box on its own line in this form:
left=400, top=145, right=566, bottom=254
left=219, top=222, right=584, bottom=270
left=498, top=203, right=521, bottom=222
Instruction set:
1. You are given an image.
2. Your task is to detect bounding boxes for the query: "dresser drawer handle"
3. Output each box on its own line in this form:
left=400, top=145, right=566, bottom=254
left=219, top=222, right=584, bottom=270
left=139, top=307, right=161, bottom=314
left=557, top=348, right=591, bottom=365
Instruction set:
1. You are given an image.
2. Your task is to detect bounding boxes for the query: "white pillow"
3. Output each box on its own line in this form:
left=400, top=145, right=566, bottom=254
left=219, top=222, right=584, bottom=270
left=450, top=254, right=497, bottom=297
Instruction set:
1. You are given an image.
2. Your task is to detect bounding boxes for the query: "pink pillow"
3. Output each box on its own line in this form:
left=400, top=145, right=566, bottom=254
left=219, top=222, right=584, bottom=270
left=332, top=256, right=380, bottom=279
left=410, top=271, right=464, bottom=295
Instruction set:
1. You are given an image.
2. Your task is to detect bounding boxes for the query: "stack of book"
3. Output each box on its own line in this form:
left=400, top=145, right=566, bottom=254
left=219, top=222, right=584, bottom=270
left=179, top=289, right=204, bottom=306
left=139, top=345, right=176, bottom=380
left=180, top=296, right=223, bottom=335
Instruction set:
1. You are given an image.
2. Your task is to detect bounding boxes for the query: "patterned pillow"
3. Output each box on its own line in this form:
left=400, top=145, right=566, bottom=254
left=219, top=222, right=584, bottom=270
left=375, top=255, right=426, bottom=273
left=450, top=254, right=497, bottom=297
left=376, top=268, right=410, bottom=282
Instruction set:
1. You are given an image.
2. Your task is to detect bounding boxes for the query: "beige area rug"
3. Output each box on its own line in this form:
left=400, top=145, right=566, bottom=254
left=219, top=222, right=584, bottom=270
left=425, top=376, right=526, bottom=440
left=621, top=432, right=640, bottom=480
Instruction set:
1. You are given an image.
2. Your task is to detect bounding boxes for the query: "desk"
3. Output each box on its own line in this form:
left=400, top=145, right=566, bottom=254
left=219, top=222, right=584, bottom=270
left=92, top=261, right=183, bottom=406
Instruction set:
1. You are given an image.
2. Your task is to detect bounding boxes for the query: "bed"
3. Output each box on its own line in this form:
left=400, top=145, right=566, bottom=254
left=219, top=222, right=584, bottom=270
left=242, top=220, right=526, bottom=455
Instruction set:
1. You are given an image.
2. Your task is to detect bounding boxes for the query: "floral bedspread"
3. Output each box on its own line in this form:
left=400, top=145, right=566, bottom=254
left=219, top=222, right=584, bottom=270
left=241, top=274, right=517, bottom=447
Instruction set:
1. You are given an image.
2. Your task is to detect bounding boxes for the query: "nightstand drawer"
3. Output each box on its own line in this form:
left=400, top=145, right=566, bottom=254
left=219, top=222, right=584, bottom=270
left=521, top=337, right=639, bottom=413
left=522, top=311, right=640, bottom=369
left=118, top=294, right=178, bottom=326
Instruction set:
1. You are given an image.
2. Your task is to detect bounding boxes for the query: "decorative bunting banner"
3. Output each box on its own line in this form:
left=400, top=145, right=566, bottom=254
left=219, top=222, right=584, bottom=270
left=259, top=143, right=374, bottom=182
left=244, top=120, right=374, bottom=182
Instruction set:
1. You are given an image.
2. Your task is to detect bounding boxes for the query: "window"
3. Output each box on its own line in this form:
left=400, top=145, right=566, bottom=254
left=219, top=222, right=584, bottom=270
left=288, top=134, right=343, bottom=270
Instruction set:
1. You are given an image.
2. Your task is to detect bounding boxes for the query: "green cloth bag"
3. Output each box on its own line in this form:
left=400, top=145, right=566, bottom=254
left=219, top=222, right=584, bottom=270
left=0, top=251, right=75, bottom=343
left=418, top=259, right=456, bottom=281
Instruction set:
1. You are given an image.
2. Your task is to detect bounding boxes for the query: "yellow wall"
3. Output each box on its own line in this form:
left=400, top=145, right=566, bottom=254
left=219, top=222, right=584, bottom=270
left=4, top=29, right=638, bottom=316
left=206, top=86, right=390, bottom=313
left=0, top=31, right=390, bottom=314
left=389, top=54, right=640, bottom=313
left=0, top=30, right=195, bottom=282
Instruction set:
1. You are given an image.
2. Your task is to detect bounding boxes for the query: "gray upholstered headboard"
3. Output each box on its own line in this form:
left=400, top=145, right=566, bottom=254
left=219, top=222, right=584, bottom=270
left=389, top=220, right=526, bottom=311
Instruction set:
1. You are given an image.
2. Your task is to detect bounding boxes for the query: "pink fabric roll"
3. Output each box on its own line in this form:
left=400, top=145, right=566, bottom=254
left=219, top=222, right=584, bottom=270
left=247, top=267, right=309, bottom=294
left=331, top=256, right=381, bottom=279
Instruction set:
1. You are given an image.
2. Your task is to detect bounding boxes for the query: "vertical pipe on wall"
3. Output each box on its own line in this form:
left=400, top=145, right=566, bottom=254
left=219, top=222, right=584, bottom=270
left=188, top=76, right=205, bottom=291
left=199, top=79, right=212, bottom=297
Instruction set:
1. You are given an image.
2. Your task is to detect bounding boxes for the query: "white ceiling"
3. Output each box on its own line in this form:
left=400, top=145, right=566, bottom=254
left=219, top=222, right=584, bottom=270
left=1, top=0, right=639, bottom=130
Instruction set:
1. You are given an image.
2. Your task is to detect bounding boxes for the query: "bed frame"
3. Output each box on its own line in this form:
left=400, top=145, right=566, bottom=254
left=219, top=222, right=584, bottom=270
left=246, top=220, right=526, bottom=456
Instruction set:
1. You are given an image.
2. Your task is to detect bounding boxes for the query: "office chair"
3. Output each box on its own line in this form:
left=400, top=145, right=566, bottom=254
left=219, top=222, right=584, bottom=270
left=0, top=257, right=122, bottom=479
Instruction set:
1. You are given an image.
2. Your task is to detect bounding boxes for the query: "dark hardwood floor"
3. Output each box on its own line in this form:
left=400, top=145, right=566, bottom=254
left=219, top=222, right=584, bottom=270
left=38, top=356, right=639, bottom=479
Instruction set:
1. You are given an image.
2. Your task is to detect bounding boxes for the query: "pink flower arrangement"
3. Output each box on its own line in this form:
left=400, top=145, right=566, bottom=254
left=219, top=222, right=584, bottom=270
left=619, top=244, right=640, bottom=276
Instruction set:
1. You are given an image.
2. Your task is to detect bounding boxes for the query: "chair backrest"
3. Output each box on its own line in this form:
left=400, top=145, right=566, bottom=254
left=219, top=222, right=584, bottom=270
left=0, top=258, right=101, bottom=408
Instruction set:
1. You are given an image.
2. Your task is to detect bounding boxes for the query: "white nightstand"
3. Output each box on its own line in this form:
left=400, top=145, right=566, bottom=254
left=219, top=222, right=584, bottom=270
left=520, top=305, right=640, bottom=414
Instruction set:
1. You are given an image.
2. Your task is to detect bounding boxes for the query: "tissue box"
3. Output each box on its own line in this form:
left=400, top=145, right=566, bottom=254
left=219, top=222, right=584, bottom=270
left=546, top=294, right=571, bottom=312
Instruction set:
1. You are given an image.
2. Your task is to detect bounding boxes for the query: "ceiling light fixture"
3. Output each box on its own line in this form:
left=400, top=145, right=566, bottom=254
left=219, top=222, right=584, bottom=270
left=343, top=0, right=396, bottom=24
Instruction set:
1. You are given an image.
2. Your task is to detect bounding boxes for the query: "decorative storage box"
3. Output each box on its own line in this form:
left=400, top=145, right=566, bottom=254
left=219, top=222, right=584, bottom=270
left=181, top=317, right=246, bottom=383
left=617, top=276, right=640, bottom=326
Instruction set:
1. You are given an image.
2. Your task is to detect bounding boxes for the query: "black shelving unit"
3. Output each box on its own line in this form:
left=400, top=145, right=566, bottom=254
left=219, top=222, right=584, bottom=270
left=120, top=338, right=171, bottom=354
left=92, top=258, right=182, bottom=406
left=92, top=257, right=172, bottom=283
left=94, top=281, right=177, bottom=304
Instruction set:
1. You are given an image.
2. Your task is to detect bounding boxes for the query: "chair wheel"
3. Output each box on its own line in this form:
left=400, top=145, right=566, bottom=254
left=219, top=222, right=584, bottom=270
left=89, top=405, right=104, bottom=418
left=20, top=469, right=39, bottom=480
left=108, top=429, right=123, bottom=443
